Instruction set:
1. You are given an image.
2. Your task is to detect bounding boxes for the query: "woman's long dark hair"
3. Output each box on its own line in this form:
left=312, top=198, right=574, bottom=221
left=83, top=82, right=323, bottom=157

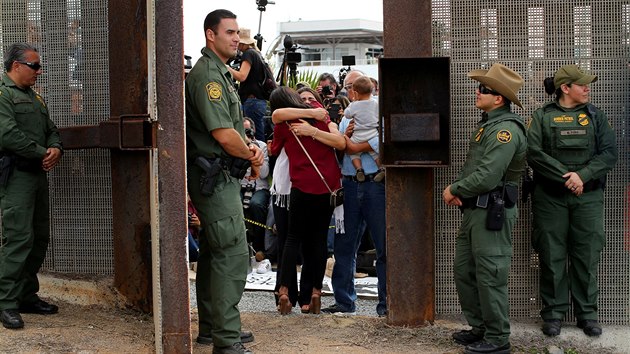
left=269, top=86, right=310, bottom=111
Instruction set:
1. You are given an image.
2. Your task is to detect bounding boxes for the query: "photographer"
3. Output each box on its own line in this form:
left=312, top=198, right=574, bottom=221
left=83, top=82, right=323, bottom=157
left=316, top=73, right=340, bottom=101
left=241, top=117, right=271, bottom=263
left=227, top=28, right=269, bottom=141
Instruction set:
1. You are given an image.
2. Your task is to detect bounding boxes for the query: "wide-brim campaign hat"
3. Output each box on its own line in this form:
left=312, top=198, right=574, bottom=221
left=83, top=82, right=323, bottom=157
left=239, top=28, right=257, bottom=46
left=468, top=63, right=524, bottom=108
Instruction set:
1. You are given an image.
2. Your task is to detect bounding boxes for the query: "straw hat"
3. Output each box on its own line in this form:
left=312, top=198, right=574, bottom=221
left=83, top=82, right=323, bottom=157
left=468, top=63, right=524, bottom=108
left=239, top=28, right=257, bottom=47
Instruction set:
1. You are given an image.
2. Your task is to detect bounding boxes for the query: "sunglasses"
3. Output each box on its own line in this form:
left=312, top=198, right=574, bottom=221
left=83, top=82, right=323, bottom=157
left=18, top=61, right=42, bottom=71
left=478, top=84, right=499, bottom=95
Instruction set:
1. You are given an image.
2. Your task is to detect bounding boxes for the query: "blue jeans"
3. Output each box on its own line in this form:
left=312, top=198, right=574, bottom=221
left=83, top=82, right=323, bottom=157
left=331, top=178, right=386, bottom=313
left=242, top=98, right=268, bottom=141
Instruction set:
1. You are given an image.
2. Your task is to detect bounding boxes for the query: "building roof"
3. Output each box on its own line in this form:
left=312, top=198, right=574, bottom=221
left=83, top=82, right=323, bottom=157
left=278, top=19, right=383, bottom=46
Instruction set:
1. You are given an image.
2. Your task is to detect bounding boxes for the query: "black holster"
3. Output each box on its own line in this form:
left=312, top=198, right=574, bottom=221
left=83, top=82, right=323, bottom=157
left=486, top=192, right=505, bottom=231
left=224, top=157, right=251, bottom=180
left=0, top=155, right=15, bottom=187
left=195, top=157, right=223, bottom=197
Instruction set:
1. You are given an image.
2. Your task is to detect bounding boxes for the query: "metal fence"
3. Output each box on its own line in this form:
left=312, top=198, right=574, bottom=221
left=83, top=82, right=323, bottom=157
left=0, top=0, right=113, bottom=274
left=433, top=0, right=630, bottom=324
left=0, top=0, right=628, bottom=324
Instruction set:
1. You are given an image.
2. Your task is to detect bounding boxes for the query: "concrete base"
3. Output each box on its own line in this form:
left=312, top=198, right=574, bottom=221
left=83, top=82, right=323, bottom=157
left=38, top=271, right=131, bottom=308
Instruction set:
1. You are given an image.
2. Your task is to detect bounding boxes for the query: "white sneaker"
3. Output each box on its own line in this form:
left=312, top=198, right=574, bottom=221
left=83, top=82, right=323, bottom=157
left=256, top=259, right=272, bottom=274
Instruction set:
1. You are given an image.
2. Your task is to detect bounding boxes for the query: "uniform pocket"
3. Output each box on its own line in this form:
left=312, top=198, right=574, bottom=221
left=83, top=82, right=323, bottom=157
left=206, top=215, right=247, bottom=255
left=555, top=130, right=588, bottom=149
left=14, top=102, right=35, bottom=114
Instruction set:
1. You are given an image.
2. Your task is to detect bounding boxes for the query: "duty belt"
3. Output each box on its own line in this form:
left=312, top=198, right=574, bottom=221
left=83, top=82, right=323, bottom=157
left=343, top=173, right=379, bottom=183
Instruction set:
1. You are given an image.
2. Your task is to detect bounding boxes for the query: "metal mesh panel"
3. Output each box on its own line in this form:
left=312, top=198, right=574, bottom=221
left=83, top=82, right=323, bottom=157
left=0, top=0, right=113, bottom=274
left=433, top=0, right=630, bottom=324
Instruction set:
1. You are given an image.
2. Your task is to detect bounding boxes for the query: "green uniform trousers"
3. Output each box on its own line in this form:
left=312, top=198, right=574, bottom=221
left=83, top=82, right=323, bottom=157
left=454, top=206, right=516, bottom=346
left=532, top=187, right=605, bottom=321
left=0, top=170, right=50, bottom=310
left=188, top=166, right=248, bottom=348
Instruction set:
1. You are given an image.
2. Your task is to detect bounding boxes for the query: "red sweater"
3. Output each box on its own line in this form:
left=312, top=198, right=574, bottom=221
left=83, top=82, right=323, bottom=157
left=271, top=119, right=341, bottom=195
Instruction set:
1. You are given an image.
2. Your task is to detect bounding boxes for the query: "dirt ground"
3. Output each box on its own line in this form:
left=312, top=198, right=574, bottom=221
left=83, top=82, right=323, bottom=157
left=0, top=273, right=622, bottom=353
left=0, top=301, right=621, bottom=354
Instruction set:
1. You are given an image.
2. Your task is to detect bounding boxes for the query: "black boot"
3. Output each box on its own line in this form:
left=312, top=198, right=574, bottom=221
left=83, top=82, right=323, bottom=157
left=577, top=319, right=602, bottom=337
left=464, top=341, right=511, bottom=354
left=1, top=309, right=24, bottom=329
left=541, top=319, right=562, bottom=336
left=452, top=329, right=484, bottom=345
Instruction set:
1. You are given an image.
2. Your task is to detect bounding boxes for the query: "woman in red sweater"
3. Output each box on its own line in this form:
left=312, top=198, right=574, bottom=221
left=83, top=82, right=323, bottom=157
left=269, top=87, right=345, bottom=314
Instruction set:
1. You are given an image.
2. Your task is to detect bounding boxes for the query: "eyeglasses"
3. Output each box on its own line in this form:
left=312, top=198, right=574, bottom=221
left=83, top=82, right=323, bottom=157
left=344, top=83, right=353, bottom=90
left=18, top=61, right=42, bottom=71
left=478, top=84, right=499, bottom=96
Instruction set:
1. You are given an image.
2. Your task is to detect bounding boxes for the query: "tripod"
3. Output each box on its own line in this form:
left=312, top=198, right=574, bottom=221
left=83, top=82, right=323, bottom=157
left=254, top=0, right=274, bottom=52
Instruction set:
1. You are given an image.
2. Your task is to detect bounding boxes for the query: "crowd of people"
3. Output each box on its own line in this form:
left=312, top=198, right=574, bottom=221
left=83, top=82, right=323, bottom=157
left=190, top=12, right=615, bottom=351
left=0, top=7, right=619, bottom=354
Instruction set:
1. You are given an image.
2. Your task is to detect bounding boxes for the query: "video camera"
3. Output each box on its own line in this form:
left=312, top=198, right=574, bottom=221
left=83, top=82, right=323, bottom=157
left=283, top=35, right=301, bottom=65
left=338, top=55, right=355, bottom=87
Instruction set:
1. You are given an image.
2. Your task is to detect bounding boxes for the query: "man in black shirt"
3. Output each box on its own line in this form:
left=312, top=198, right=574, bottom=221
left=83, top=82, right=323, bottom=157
left=228, top=28, right=268, bottom=141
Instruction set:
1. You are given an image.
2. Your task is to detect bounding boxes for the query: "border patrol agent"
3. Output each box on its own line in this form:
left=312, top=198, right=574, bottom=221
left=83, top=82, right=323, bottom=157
left=528, top=65, right=617, bottom=337
left=0, top=43, right=63, bottom=330
left=443, top=63, right=526, bottom=354
left=186, top=10, right=263, bottom=354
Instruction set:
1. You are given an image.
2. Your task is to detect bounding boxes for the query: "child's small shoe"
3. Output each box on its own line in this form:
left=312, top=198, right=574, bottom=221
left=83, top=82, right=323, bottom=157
left=374, top=168, right=386, bottom=183
left=356, top=168, right=366, bottom=182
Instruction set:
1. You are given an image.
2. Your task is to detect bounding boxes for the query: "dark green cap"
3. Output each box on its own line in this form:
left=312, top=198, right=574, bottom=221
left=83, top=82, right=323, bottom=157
left=553, top=64, right=597, bottom=89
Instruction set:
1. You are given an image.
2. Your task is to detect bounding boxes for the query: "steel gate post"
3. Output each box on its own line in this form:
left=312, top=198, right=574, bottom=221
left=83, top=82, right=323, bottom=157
left=383, top=0, right=436, bottom=326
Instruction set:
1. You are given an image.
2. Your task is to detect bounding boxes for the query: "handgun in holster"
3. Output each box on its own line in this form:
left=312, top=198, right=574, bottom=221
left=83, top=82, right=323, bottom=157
left=0, top=155, right=15, bottom=187
left=195, top=156, right=223, bottom=197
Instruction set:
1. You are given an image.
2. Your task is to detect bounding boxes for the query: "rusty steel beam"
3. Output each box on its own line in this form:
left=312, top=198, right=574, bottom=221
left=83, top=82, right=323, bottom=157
left=383, top=0, right=436, bottom=326
left=155, top=0, right=192, bottom=352
left=108, top=0, right=153, bottom=313
left=59, top=115, right=156, bottom=150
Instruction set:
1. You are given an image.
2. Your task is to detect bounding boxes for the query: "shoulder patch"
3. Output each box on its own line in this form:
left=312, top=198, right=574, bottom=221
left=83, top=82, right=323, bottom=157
left=206, top=82, right=222, bottom=101
left=578, top=114, right=589, bottom=126
left=496, top=130, right=512, bottom=143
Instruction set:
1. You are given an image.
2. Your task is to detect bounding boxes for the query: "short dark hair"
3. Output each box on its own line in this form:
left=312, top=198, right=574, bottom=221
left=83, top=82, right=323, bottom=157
left=318, top=72, right=338, bottom=87
left=203, top=9, right=236, bottom=34
left=269, top=86, right=310, bottom=112
left=3, top=42, right=38, bottom=72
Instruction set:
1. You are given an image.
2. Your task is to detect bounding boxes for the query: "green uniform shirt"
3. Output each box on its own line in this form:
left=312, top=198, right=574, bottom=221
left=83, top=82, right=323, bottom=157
left=185, top=47, right=245, bottom=160
left=0, top=74, right=62, bottom=157
left=527, top=101, right=617, bottom=184
left=451, top=105, right=527, bottom=198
